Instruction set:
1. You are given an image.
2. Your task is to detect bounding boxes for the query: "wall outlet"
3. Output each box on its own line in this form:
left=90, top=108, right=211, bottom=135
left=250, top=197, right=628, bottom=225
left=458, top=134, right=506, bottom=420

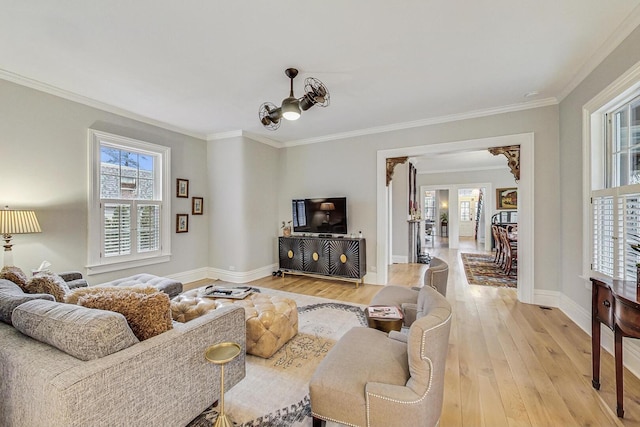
left=229, top=265, right=236, bottom=271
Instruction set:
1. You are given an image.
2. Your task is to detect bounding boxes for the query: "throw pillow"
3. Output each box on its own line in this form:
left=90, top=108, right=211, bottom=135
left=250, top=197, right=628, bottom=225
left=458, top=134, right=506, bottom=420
left=77, top=289, right=173, bottom=340
left=24, top=273, right=70, bottom=302
left=0, top=278, right=54, bottom=324
left=65, top=284, right=155, bottom=305
left=0, top=266, right=28, bottom=287
left=12, top=299, right=139, bottom=361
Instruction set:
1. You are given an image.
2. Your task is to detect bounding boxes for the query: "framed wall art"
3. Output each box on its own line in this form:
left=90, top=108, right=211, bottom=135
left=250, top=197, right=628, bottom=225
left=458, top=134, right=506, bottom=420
left=176, top=214, right=189, bottom=233
left=177, top=178, right=189, bottom=198
left=192, top=197, right=203, bottom=215
left=496, top=187, right=518, bottom=210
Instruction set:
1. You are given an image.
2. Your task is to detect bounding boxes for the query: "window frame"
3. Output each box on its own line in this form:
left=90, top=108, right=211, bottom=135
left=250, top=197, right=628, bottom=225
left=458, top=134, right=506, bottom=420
left=87, top=129, right=171, bottom=275
left=585, top=62, right=640, bottom=281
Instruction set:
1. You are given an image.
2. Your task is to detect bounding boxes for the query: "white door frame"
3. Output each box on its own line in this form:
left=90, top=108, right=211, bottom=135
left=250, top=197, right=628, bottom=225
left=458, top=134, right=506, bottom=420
left=376, top=132, right=534, bottom=304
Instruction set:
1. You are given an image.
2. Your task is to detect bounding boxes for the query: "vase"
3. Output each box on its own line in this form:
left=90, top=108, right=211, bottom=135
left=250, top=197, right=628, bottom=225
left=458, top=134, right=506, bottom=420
left=283, top=227, right=291, bottom=237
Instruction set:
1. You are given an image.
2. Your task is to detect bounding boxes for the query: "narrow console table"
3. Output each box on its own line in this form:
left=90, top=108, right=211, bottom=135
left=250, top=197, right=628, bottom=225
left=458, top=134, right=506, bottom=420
left=278, top=236, right=366, bottom=287
left=591, top=276, right=640, bottom=418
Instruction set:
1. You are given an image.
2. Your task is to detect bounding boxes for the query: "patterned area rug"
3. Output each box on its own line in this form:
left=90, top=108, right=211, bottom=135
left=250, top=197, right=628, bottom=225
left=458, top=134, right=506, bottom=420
left=187, top=288, right=366, bottom=427
left=461, top=252, right=517, bottom=288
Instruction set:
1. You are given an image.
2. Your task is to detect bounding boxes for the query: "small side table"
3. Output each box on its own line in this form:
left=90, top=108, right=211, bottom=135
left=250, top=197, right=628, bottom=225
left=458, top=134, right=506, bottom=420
left=365, top=305, right=404, bottom=333
left=205, top=341, right=242, bottom=427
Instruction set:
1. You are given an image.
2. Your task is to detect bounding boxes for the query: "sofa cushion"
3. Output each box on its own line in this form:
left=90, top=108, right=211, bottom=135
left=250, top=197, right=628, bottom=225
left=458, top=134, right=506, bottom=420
left=65, top=285, right=157, bottom=305
left=11, top=299, right=139, bottom=361
left=24, top=273, right=70, bottom=302
left=0, top=266, right=28, bottom=287
left=0, top=279, right=55, bottom=324
left=77, top=289, right=173, bottom=340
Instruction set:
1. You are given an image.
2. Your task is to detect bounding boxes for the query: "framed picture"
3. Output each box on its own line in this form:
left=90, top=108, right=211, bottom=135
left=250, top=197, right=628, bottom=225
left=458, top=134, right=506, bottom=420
left=176, top=214, right=189, bottom=233
left=496, top=187, right=518, bottom=210
left=176, top=179, right=189, bottom=198
left=192, top=197, right=203, bottom=215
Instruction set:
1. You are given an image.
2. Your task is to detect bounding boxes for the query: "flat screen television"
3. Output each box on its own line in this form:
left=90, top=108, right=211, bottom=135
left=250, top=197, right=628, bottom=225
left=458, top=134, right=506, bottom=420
left=292, top=197, right=348, bottom=235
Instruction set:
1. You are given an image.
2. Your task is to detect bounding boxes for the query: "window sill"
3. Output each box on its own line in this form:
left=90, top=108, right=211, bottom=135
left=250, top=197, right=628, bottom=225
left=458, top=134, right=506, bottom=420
left=86, top=254, right=171, bottom=276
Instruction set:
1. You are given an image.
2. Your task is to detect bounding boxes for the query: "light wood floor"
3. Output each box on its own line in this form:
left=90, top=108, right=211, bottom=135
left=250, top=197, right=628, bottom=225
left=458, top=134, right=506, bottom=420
left=187, top=239, right=640, bottom=426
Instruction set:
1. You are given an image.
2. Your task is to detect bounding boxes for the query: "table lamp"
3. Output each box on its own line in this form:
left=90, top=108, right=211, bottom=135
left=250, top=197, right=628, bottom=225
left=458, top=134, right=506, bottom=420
left=0, top=207, right=42, bottom=266
left=320, top=202, right=335, bottom=224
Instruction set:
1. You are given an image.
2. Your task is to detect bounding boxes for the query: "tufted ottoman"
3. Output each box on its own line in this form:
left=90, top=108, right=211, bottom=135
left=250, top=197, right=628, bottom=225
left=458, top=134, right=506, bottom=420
left=97, top=274, right=183, bottom=298
left=171, top=289, right=298, bottom=358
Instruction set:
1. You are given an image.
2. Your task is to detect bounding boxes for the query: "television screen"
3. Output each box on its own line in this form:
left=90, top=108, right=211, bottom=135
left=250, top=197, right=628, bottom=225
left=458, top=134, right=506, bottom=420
left=292, top=197, right=348, bottom=234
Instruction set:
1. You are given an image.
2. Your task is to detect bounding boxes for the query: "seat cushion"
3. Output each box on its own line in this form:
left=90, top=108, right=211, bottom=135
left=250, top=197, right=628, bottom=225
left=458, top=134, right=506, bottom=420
left=11, top=299, right=139, bottom=360
left=309, top=327, right=409, bottom=426
left=370, top=285, right=418, bottom=308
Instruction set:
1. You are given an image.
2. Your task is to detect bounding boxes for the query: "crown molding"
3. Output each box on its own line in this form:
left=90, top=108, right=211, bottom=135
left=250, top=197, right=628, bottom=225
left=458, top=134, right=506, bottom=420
left=557, top=4, right=640, bottom=102
left=282, top=97, right=558, bottom=147
left=207, top=130, right=283, bottom=148
left=0, top=68, right=207, bottom=140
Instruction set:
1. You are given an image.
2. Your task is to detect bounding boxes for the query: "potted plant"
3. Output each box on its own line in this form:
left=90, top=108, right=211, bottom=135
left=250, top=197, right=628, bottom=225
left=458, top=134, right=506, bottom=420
left=281, top=220, right=292, bottom=237
left=440, top=212, right=448, bottom=225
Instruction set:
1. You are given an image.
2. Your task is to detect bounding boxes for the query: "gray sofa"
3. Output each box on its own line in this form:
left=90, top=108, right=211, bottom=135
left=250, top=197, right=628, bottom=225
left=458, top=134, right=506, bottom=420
left=0, top=279, right=245, bottom=426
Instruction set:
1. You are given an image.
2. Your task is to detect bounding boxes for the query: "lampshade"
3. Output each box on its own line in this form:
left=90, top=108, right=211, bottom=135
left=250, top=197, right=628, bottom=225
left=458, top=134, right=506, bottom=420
left=0, top=209, right=41, bottom=235
left=1, top=208, right=42, bottom=266
left=281, top=96, right=301, bottom=120
left=320, top=203, right=335, bottom=211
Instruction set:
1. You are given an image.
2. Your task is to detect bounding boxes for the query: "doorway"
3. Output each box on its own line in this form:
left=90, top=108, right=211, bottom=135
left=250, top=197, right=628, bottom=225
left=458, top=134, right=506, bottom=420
left=376, top=133, right=534, bottom=304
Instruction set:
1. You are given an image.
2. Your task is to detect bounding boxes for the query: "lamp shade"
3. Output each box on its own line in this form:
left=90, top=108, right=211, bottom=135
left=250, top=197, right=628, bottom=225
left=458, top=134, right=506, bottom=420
left=320, top=203, right=335, bottom=211
left=0, top=210, right=42, bottom=235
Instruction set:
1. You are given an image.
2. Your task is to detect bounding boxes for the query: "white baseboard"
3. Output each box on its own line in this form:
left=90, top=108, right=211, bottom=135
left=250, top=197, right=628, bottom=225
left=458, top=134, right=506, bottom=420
left=533, top=289, right=560, bottom=308
left=392, top=255, right=408, bottom=264
left=208, top=264, right=278, bottom=283
left=166, top=267, right=209, bottom=284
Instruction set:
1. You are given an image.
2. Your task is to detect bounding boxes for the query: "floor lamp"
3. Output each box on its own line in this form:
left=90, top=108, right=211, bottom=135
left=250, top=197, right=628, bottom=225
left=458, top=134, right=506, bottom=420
left=0, top=207, right=42, bottom=267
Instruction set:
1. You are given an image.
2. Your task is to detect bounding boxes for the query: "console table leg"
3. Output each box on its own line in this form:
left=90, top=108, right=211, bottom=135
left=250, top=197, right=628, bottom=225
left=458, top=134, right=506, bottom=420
left=615, top=327, right=624, bottom=418
left=592, top=317, right=601, bottom=390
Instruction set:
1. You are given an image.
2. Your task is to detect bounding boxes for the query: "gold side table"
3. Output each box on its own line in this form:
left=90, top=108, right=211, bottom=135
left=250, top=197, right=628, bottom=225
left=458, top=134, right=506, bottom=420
left=205, top=341, right=242, bottom=427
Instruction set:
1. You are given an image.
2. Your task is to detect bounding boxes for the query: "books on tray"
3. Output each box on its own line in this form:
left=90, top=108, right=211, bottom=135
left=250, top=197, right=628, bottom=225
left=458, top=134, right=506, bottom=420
left=367, top=305, right=402, bottom=319
left=200, top=285, right=254, bottom=299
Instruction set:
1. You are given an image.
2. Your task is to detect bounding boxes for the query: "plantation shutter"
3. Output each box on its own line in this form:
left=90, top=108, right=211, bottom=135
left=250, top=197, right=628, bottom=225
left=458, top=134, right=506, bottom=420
left=137, top=204, right=160, bottom=252
left=103, top=203, right=132, bottom=257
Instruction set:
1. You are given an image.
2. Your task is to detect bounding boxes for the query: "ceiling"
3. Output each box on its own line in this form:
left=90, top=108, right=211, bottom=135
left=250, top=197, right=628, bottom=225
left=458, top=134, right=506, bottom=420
left=1, top=1, right=639, bottom=145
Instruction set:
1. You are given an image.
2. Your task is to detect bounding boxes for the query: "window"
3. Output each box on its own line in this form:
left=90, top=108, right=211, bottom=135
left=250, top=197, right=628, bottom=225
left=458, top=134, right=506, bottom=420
left=460, top=201, right=471, bottom=221
left=591, top=93, right=640, bottom=280
left=88, top=130, right=171, bottom=274
left=424, top=191, right=436, bottom=221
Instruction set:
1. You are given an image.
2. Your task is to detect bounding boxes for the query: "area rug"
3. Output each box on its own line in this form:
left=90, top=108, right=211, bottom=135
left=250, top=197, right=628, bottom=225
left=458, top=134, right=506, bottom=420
left=460, top=252, right=517, bottom=288
left=187, top=288, right=367, bottom=427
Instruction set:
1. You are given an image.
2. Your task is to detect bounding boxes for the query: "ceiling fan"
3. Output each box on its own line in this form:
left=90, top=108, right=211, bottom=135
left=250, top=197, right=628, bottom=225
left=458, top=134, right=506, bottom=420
left=259, top=68, right=330, bottom=131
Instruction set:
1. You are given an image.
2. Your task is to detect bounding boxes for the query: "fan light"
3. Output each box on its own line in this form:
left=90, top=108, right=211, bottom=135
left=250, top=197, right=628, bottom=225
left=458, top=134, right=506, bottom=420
left=258, top=67, right=330, bottom=130
left=281, top=96, right=301, bottom=120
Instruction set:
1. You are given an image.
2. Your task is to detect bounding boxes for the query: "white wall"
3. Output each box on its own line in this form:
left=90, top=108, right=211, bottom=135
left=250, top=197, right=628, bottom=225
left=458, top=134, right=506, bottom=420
left=0, top=78, right=209, bottom=284
left=279, top=105, right=559, bottom=290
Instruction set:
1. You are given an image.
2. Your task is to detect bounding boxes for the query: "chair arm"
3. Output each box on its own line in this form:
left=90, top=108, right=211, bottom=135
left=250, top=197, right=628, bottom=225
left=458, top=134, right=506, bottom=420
left=388, top=330, right=408, bottom=343
left=401, top=302, right=417, bottom=326
left=57, top=271, right=83, bottom=282
left=366, top=382, right=424, bottom=425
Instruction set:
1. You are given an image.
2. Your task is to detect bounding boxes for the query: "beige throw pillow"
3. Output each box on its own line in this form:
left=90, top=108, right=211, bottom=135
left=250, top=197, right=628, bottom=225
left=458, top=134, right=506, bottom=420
left=65, top=285, right=155, bottom=305
left=0, top=266, right=28, bottom=287
left=24, top=273, right=70, bottom=302
left=77, top=289, right=173, bottom=341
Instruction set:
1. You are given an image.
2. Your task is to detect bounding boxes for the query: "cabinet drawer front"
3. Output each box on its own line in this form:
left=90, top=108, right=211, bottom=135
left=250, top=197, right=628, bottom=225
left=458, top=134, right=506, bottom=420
left=279, top=238, right=303, bottom=270
left=616, top=300, right=640, bottom=336
left=595, top=285, right=614, bottom=329
left=301, top=239, right=330, bottom=274
left=329, top=240, right=362, bottom=279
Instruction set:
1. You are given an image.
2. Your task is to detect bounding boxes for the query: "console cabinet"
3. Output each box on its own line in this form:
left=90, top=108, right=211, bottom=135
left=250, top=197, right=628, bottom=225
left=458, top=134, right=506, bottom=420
left=278, top=236, right=366, bottom=287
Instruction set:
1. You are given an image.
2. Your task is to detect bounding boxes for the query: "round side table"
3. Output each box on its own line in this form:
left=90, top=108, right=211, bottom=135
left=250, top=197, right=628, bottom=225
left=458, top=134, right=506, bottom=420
left=205, top=341, right=242, bottom=427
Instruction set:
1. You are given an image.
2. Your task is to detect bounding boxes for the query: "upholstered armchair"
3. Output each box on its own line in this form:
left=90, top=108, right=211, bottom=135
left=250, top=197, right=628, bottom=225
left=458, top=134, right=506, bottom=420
left=369, top=257, right=448, bottom=326
left=309, top=285, right=452, bottom=427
